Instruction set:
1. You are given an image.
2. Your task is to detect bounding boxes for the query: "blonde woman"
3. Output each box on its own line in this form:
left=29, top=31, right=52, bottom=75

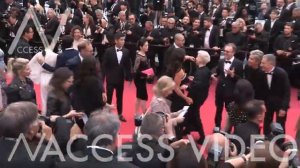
left=149, top=76, right=184, bottom=122
left=5, top=58, right=36, bottom=104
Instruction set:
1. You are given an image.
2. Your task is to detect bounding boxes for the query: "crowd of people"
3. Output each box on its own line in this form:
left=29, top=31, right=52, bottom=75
left=0, top=0, right=300, bottom=167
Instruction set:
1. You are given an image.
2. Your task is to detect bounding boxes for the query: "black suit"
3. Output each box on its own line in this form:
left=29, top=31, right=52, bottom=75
left=233, top=121, right=260, bottom=153
left=244, top=65, right=265, bottom=100
left=198, top=12, right=207, bottom=28
left=45, top=17, right=60, bottom=38
left=103, top=46, right=132, bottom=115
left=94, top=25, right=115, bottom=62
left=185, top=66, right=211, bottom=141
left=57, top=147, right=138, bottom=168
left=261, top=67, right=290, bottom=134
left=225, top=32, right=247, bottom=51
left=211, top=5, right=223, bottom=25
left=214, top=58, right=244, bottom=127
left=202, top=25, right=220, bottom=48
left=264, top=19, right=284, bottom=52
left=0, top=138, right=55, bottom=168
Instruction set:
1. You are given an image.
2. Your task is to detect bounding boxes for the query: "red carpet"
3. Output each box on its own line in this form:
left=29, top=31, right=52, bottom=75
left=34, top=80, right=299, bottom=140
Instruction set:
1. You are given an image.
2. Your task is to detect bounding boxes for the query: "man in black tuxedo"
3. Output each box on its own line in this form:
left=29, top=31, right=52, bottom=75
left=0, top=102, right=55, bottom=168
left=202, top=17, right=220, bottom=50
left=102, top=32, right=132, bottom=122
left=57, top=110, right=137, bottom=168
left=37, top=35, right=79, bottom=72
left=210, top=0, right=223, bottom=25
left=196, top=3, right=207, bottom=28
left=260, top=54, right=290, bottom=134
left=45, top=8, right=60, bottom=38
left=244, top=50, right=265, bottom=100
left=212, top=43, right=244, bottom=128
left=233, top=100, right=266, bottom=153
left=264, top=9, right=284, bottom=53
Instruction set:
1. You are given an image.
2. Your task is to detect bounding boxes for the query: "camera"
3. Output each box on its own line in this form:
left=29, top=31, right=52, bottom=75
left=207, top=145, right=224, bottom=168
left=134, top=115, right=143, bottom=127
left=246, top=25, right=255, bottom=36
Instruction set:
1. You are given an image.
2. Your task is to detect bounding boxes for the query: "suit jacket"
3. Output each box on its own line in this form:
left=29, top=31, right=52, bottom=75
left=66, top=55, right=82, bottom=74
left=42, top=49, right=79, bottom=72
left=0, top=138, right=55, bottom=168
left=264, top=19, right=284, bottom=41
left=102, top=46, right=132, bottom=84
left=198, top=12, right=207, bottom=28
left=45, top=17, right=60, bottom=38
left=244, top=65, right=265, bottom=100
left=233, top=121, right=260, bottom=153
left=260, top=67, right=290, bottom=111
left=57, top=147, right=138, bottom=168
left=215, top=58, right=244, bottom=98
left=202, top=25, right=220, bottom=48
left=211, top=5, right=223, bottom=25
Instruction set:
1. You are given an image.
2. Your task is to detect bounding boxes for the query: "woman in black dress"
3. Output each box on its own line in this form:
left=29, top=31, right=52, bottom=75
left=134, top=38, right=151, bottom=116
left=225, top=79, right=255, bottom=132
left=5, top=58, right=36, bottom=104
left=72, top=57, right=106, bottom=116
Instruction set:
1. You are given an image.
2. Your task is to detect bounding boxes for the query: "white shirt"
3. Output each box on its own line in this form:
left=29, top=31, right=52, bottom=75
left=266, top=67, right=275, bottom=88
left=79, top=54, right=83, bottom=62
left=271, top=19, right=277, bottom=29
left=204, top=26, right=213, bottom=48
left=115, top=47, right=123, bottom=64
left=224, top=57, right=234, bottom=77
left=174, top=43, right=180, bottom=48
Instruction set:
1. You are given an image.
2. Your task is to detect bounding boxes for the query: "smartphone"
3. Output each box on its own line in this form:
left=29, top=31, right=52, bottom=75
left=178, top=106, right=189, bottom=117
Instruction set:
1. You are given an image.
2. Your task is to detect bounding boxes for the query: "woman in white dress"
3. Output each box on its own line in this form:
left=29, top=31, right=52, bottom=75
left=28, top=48, right=58, bottom=115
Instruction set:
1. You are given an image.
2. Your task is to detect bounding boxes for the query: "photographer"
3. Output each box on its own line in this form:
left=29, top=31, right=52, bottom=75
left=248, top=23, right=270, bottom=53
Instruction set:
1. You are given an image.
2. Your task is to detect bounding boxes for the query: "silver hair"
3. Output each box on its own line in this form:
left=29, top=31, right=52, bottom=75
left=263, top=54, right=276, bottom=66
left=250, top=50, right=264, bottom=63
left=197, top=50, right=211, bottom=64
left=84, top=111, right=120, bottom=146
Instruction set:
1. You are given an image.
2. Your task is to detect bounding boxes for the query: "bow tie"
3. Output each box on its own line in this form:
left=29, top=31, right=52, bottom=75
left=117, top=48, right=122, bottom=52
left=225, top=60, right=231, bottom=64
left=265, top=72, right=273, bottom=75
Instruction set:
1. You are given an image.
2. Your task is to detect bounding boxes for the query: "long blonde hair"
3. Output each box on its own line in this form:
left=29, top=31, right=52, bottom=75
left=7, top=58, right=29, bottom=76
left=153, top=76, right=175, bottom=97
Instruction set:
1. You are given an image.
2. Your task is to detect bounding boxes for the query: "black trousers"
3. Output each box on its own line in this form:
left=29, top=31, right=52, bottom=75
left=106, top=82, right=124, bottom=115
left=264, top=105, right=287, bottom=135
left=215, top=87, right=233, bottom=127
left=184, top=94, right=206, bottom=140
